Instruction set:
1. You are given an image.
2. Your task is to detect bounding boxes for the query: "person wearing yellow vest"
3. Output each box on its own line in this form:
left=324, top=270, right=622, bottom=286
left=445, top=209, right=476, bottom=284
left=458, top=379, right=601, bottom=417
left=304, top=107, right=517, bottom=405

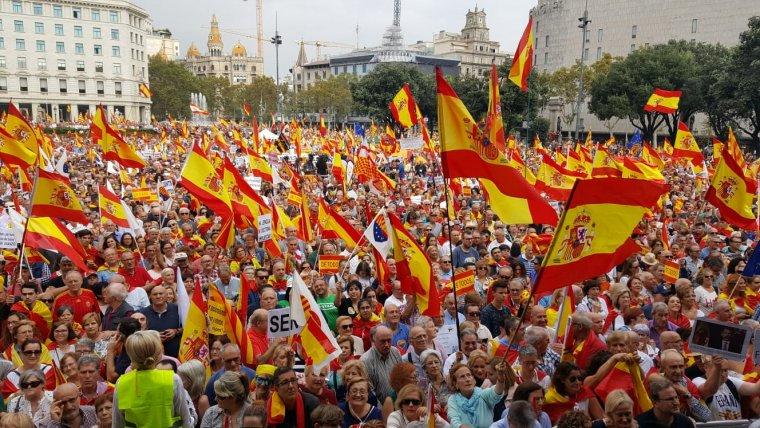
left=112, top=330, right=194, bottom=428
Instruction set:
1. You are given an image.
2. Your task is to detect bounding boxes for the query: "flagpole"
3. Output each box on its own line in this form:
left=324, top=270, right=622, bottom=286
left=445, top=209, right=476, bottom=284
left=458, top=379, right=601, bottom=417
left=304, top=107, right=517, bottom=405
left=441, top=177, right=462, bottom=350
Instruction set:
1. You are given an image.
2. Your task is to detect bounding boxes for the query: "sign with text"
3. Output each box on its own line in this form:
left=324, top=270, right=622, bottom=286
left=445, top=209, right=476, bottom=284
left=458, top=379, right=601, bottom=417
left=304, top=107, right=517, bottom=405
left=452, top=269, right=476, bottom=297
left=257, top=214, right=272, bottom=241
left=663, top=260, right=680, bottom=283
left=132, top=188, right=158, bottom=202
left=318, top=255, right=343, bottom=274
left=268, top=307, right=303, bottom=339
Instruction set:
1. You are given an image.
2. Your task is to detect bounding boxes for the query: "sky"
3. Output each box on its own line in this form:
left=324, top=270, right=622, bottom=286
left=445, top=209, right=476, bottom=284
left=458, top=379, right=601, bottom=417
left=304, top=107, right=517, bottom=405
left=132, top=0, right=535, bottom=79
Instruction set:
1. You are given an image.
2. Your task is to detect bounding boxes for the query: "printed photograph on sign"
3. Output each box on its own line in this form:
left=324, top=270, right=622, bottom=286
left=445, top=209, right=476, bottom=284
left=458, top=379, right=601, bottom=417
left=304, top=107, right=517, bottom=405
left=688, top=317, right=753, bottom=361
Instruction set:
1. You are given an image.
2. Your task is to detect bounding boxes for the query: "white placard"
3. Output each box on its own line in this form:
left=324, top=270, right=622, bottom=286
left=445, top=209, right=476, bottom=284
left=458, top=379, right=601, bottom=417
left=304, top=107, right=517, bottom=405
left=434, top=176, right=444, bottom=187
left=257, top=214, right=272, bottom=241
left=245, top=176, right=262, bottom=191
left=268, top=307, right=303, bottom=339
left=437, top=324, right=459, bottom=356
left=410, top=195, right=422, bottom=206
left=399, top=136, right=423, bottom=150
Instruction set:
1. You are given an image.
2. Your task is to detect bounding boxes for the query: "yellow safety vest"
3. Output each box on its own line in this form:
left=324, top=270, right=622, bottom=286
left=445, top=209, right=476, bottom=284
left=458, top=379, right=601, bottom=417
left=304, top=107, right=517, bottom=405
left=115, top=369, right=182, bottom=428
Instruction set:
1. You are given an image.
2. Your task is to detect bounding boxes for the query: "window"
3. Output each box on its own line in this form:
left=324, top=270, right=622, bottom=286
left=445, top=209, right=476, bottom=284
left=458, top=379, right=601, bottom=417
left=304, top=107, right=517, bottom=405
left=75, top=43, right=83, bottom=54
left=12, top=1, right=22, bottom=13
left=632, top=25, right=637, bottom=39
left=17, top=56, right=26, bottom=69
left=54, top=24, right=63, bottom=36
left=96, top=81, right=104, bottom=94
left=14, top=20, right=24, bottom=32
left=0, top=56, right=5, bottom=68
left=74, top=26, right=82, bottom=37
left=78, top=80, right=86, bottom=94
left=94, top=44, right=102, bottom=55
left=597, top=29, right=603, bottom=43
left=114, top=81, right=122, bottom=95
left=0, top=77, right=7, bottom=91
left=352, top=64, right=357, bottom=74
left=95, top=61, right=103, bottom=72
left=57, top=59, right=65, bottom=70
left=15, top=39, right=25, bottom=50
left=692, top=19, right=698, bottom=34
left=37, top=57, right=45, bottom=70
left=55, top=41, right=64, bottom=53
left=92, top=9, right=101, bottom=21
left=362, top=64, right=366, bottom=73
left=93, top=27, right=101, bottom=38
left=59, top=79, right=67, bottom=93
left=110, top=29, right=119, bottom=40
left=72, top=7, right=81, bottom=19
left=52, top=5, right=62, bottom=17
left=34, top=22, right=43, bottom=34
left=35, top=40, right=44, bottom=52
left=19, top=77, right=28, bottom=92
left=544, top=51, right=548, bottom=64
left=596, top=47, right=602, bottom=59
left=545, top=35, right=549, bottom=47
left=76, top=60, right=84, bottom=71
left=39, top=78, right=47, bottom=92
left=109, top=11, right=119, bottom=23
left=0, top=20, right=3, bottom=31
left=113, top=63, right=121, bottom=74
left=111, top=46, right=120, bottom=57
left=33, top=3, right=42, bottom=15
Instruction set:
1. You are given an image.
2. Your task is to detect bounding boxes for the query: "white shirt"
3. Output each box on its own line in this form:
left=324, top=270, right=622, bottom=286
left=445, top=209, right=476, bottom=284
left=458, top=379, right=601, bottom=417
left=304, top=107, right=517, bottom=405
left=443, top=352, right=468, bottom=376
left=693, top=376, right=745, bottom=421
left=126, top=287, right=150, bottom=311
left=694, top=286, right=717, bottom=314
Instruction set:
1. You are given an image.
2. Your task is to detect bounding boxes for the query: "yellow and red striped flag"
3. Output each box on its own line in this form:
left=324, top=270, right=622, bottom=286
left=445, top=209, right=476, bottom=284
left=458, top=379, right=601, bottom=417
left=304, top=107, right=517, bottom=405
left=319, top=113, right=327, bottom=137
left=389, top=83, right=422, bottom=128
left=242, top=102, right=252, bottom=117
left=621, top=157, right=664, bottom=181
left=25, top=217, right=88, bottom=272
left=31, top=169, right=89, bottom=225
left=508, top=17, right=535, bottom=92
left=290, top=269, right=342, bottom=370
left=566, top=148, right=590, bottom=178
left=179, top=277, right=208, bottom=365
left=663, top=259, right=680, bottom=283
left=222, top=157, right=268, bottom=229
left=705, top=148, right=757, bottom=230
left=4, top=102, right=40, bottom=162
left=98, top=185, right=129, bottom=228
left=672, top=121, right=705, bottom=168
left=594, top=361, right=653, bottom=414
left=534, top=177, right=667, bottom=294
left=138, top=82, right=152, bottom=98
left=486, top=64, right=506, bottom=153
left=178, top=143, right=232, bottom=217
left=536, top=153, right=584, bottom=201
left=643, top=88, right=681, bottom=114
left=0, top=125, right=37, bottom=169
left=641, top=143, right=665, bottom=170
left=249, top=152, right=273, bottom=183
left=91, top=106, right=146, bottom=169
left=317, top=199, right=361, bottom=250
left=207, top=284, right=255, bottom=365
left=591, top=146, right=623, bottom=178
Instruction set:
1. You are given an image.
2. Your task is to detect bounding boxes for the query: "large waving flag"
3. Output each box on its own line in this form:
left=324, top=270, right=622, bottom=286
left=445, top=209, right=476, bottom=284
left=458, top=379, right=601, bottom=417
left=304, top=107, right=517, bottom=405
left=590, top=146, right=623, bottom=178
left=437, top=68, right=557, bottom=225
left=705, top=148, right=757, bottom=230
left=178, top=275, right=209, bottom=364
left=621, top=157, right=664, bottom=181
left=290, top=270, right=342, bottom=370
left=207, top=284, right=255, bottom=365
left=25, top=217, right=88, bottom=272
left=179, top=143, right=232, bottom=216
left=4, top=102, right=40, bottom=163
left=594, top=361, right=653, bottom=414
left=31, top=169, right=89, bottom=225
left=355, top=145, right=396, bottom=192
left=223, top=157, right=269, bottom=229
left=534, top=178, right=667, bottom=294
left=363, top=209, right=394, bottom=260
left=565, top=148, right=590, bottom=178
left=508, top=17, right=535, bottom=92
left=536, top=153, right=583, bottom=201
left=509, top=150, right=536, bottom=185
left=317, top=199, right=362, bottom=250
left=91, top=106, right=146, bottom=169
left=389, top=83, right=422, bottom=128
left=0, top=125, right=37, bottom=168
left=249, top=152, right=273, bottom=183
left=672, top=121, right=705, bottom=168
left=486, top=63, right=506, bottom=152
left=319, top=113, right=327, bottom=137
left=98, top=185, right=130, bottom=228
left=643, top=88, right=681, bottom=114
left=641, top=143, right=664, bottom=170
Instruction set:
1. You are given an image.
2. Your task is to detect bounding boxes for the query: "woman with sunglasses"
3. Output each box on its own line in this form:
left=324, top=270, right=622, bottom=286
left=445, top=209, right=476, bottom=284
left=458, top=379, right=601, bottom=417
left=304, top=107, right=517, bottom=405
left=47, top=320, right=76, bottom=366
left=694, top=268, right=718, bottom=314
left=719, top=273, right=751, bottom=317
left=6, top=368, right=53, bottom=426
left=473, top=261, right=491, bottom=298
left=543, top=362, right=602, bottom=425
left=2, top=339, right=55, bottom=400
left=387, top=384, right=450, bottom=428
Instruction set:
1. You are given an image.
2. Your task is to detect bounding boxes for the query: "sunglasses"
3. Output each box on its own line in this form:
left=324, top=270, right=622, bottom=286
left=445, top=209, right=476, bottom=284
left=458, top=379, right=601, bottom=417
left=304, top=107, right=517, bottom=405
left=401, top=399, right=422, bottom=406
left=468, top=312, right=480, bottom=317
left=41, top=298, right=54, bottom=303
left=257, top=276, right=269, bottom=280
left=23, top=349, right=42, bottom=356
left=20, top=380, right=42, bottom=389
left=568, top=375, right=582, bottom=382
left=341, top=324, right=354, bottom=329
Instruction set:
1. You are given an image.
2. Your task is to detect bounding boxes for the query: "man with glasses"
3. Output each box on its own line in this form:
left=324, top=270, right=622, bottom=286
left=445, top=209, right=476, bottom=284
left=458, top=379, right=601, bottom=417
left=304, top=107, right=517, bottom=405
left=269, top=367, right=320, bottom=427
left=452, top=232, right=479, bottom=269
left=438, top=257, right=453, bottom=281
left=204, top=344, right=255, bottom=406
left=722, top=233, right=745, bottom=259
left=636, top=375, right=697, bottom=427
left=118, top=251, right=151, bottom=292
left=96, top=249, right=121, bottom=284
left=248, top=308, right=286, bottom=365
left=683, top=245, right=703, bottom=280
left=43, top=382, right=98, bottom=428
left=656, top=349, right=714, bottom=422
left=463, top=302, right=493, bottom=343
left=404, top=326, right=436, bottom=388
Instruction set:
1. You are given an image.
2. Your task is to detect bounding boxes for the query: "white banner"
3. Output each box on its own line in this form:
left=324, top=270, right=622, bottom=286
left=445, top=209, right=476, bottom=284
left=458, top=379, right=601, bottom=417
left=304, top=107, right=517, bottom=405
left=257, top=214, right=272, bottom=241
left=267, top=307, right=303, bottom=339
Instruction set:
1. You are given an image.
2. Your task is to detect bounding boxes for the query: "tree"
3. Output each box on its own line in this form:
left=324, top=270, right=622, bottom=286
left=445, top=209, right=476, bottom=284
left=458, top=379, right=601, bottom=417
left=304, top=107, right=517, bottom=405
left=449, top=74, right=489, bottom=121
left=496, top=63, right=552, bottom=138
left=723, top=17, right=760, bottom=148
left=195, top=76, right=230, bottom=118
left=148, top=55, right=200, bottom=119
left=350, top=64, right=435, bottom=123
left=287, top=75, right=355, bottom=120
left=222, top=77, right=279, bottom=120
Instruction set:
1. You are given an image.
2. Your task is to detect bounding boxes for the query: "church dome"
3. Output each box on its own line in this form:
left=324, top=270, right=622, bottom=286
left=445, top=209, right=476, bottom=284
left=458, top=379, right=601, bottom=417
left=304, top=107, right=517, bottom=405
left=231, top=41, right=247, bottom=57
left=186, top=42, right=201, bottom=58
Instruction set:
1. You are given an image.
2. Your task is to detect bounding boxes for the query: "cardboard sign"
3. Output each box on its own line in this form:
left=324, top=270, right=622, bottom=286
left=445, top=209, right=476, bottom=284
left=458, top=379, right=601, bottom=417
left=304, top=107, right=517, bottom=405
left=688, top=317, right=753, bottom=362
left=132, top=188, right=158, bottom=202
left=663, top=260, right=680, bottom=283
left=318, top=255, right=343, bottom=274
left=268, top=307, right=303, bottom=339
left=452, top=269, right=476, bottom=297
left=257, top=214, right=272, bottom=241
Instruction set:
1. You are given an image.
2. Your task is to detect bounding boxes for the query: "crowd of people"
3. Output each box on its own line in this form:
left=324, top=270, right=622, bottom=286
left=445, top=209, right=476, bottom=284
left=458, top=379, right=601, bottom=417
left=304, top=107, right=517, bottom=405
left=0, top=119, right=757, bottom=428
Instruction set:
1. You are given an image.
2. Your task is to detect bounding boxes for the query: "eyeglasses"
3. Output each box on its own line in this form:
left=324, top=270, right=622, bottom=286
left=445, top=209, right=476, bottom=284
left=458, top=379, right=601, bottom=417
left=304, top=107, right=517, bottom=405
left=223, top=356, right=241, bottom=364
left=20, top=380, right=42, bottom=389
left=567, top=375, right=582, bottom=382
left=441, top=260, right=451, bottom=264
left=467, top=312, right=480, bottom=317
left=23, top=349, right=42, bottom=356
left=278, top=378, right=298, bottom=387
left=400, top=399, right=422, bottom=406
left=477, top=267, right=488, bottom=270
left=257, top=276, right=269, bottom=280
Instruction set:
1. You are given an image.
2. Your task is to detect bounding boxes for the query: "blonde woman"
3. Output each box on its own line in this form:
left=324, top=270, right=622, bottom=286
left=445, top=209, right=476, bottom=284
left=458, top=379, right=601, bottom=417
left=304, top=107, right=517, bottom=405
left=592, top=389, right=637, bottom=428
left=112, top=330, right=194, bottom=428
left=387, top=384, right=450, bottom=428
left=178, top=360, right=210, bottom=423
left=200, top=371, right=252, bottom=428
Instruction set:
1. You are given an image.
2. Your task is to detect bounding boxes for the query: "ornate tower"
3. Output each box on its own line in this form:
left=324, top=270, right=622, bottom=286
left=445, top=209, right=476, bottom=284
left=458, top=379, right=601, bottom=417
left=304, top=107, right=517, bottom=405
left=207, top=15, right=224, bottom=57
left=462, top=7, right=489, bottom=41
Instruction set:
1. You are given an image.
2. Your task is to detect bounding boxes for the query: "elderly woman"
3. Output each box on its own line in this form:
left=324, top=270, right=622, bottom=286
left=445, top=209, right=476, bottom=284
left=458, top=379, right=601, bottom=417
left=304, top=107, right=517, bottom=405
left=58, top=352, right=79, bottom=384
left=3, top=320, right=52, bottom=366
left=542, top=362, right=603, bottom=425
left=80, top=312, right=109, bottom=358
left=387, top=384, right=450, bottom=428
left=604, top=284, right=631, bottom=332
left=94, top=393, right=114, bottom=428
left=178, top=360, right=210, bottom=423
left=590, top=389, right=636, bottom=428
left=335, top=359, right=378, bottom=405
left=627, top=275, right=650, bottom=307
left=446, top=360, right=514, bottom=428
left=200, top=371, right=252, bottom=428
left=694, top=268, right=718, bottom=314
left=340, top=378, right=383, bottom=427
left=112, top=330, right=194, bottom=427
left=47, top=321, right=76, bottom=366
left=5, top=368, right=54, bottom=425
left=2, top=339, right=55, bottom=399
left=420, top=349, right=452, bottom=416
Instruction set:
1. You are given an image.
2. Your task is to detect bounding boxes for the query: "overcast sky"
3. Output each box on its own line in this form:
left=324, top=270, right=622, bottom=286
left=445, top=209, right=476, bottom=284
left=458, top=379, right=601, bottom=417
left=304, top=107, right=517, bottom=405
left=132, top=0, right=535, bottom=79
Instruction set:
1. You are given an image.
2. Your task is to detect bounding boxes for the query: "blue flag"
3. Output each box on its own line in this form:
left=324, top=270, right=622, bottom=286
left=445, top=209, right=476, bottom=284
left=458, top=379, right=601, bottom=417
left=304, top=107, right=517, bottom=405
left=627, top=131, right=642, bottom=149
left=743, top=243, right=760, bottom=277
left=354, top=122, right=365, bottom=138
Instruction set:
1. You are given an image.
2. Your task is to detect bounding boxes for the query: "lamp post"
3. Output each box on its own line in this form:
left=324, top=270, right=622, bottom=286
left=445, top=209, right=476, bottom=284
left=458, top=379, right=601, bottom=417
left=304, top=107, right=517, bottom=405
left=574, top=0, right=591, bottom=142
left=271, top=13, right=283, bottom=116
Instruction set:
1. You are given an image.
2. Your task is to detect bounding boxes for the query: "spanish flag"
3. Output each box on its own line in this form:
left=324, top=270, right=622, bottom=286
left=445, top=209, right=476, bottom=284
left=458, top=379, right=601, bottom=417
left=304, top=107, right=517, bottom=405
left=4, top=102, right=40, bottom=160
left=98, top=185, right=130, bottom=228
left=319, top=113, right=327, bottom=137
left=641, top=143, right=665, bottom=170
left=705, top=148, right=757, bottom=230
left=437, top=68, right=557, bottom=225
left=179, top=143, right=232, bottom=217
left=726, top=127, right=746, bottom=168
left=249, top=152, right=273, bottom=183
left=486, top=64, right=506, bottom=152
left=332, top=153, right=346, bottom=193
left=594, top=361, right=653, bottom=414
left=317, top=199, right=361, bottom=250
left=672, top=121, right=704, bottom=168
left=509, top=149, right=536, bottom=185
left=534, top=177, right=666, bottom=294
left=25, top=217, right=88, bottom=272
left=179, top=277, right=208, bottom=365
left=0, top=125, right=37, bottom=168
left=207, top=284, right=255, bottom=365
left=91, top=106, right=146, bottom=169
left=389, top=83, right=421, bottom=128
left=242, top=102, right=252, bottom=117
left=508, top=17, right=535, bottom=92
left=591, top=146, right=623, bottom=178
left=290, top=269, right=342, bottom=370
left=565, top=148, right=590, bottom=177
left=138, top=82, right=152, bottom=98
left=223, top=157, right=269, bottom=229
left=643, top=88, right=681, bottom=114
left=31, top=169, right=90, bottom=225
left=621, top=157, right=664, bottom=181
left=536, top=153, right=582, bottom=201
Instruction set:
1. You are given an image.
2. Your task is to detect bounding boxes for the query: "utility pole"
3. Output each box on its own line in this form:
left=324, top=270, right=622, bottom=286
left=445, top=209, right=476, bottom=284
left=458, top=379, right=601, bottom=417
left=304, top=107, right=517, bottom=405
left=271, top=13, right=282, bottom=114
left=574, top=0, right=591, bottom=142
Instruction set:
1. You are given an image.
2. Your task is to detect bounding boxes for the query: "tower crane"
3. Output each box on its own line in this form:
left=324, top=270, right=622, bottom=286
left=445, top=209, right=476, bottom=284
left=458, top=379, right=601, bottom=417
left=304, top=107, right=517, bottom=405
left=295, top=40, right=354, bottom=59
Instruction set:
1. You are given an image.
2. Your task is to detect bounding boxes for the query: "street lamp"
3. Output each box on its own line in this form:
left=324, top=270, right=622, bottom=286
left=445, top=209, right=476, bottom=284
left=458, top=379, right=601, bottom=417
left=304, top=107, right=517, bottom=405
left=271, top=14, right=283, bottom=116
left=574, top=0, right=591, bottom=142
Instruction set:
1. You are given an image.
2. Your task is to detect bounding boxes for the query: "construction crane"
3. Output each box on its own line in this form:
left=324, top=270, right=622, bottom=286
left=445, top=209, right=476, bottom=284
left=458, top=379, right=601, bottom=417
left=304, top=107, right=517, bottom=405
left=202, top=26, right=269, bottom=47
left=295, top=40, right=354, bottom=59
left=241, top=0, right=264, bottom=58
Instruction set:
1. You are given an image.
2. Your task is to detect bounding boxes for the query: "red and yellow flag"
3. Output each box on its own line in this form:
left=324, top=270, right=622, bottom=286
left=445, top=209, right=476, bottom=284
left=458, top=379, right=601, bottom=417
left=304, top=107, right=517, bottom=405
left=663, top=259, right=680, bottom=283
left=179, top=143, right=232, bottom=217
left=672, top=121, right=705, bottom=168
left=643, top=88, right=681, bottom=114
left=621, top=157, right=664, bottom=181
left=223, top=157, right=269, bottom=229
left=0, top=125, right=37, bottom=168
left=593, top=361, right=653, bottom=414
left=641, top=143, right=665, bottom=170
left=179, top=278, right=209, bottom=365
left=536, top=153, right=583, bottom=201
left=389, top=83, right=421, bottom=128
left=437, top=68, right=557, bottom=225
left=317, top=199, right=361, bottom=250
left=319, top=113, right=327, bottom=137
left=591, top=146, right=623, bottom=178
left=98, top=185, right=130, bottom=228
left=207, top=284, right=255, bottom=365
left=565, top=148, right=590, bottom=178
left=31, top=169, right=89, bottom=225
left=486, top=64, right=506, bottom=152
left=138, top=82, right=152, bottom=98
left=508, top=17, right=535, bottom=92
left=705, top=148, right=757, bottom=230
left=242, top=102, right=252, bottom=117
left=25, top=217, right=88, bottom=272
left=534, top=178, right=667, bottom=294
left=91, top=106, right=146, bottom=169
left=4, top=102, right=40, bottom=162
left=290, top=271, right=342, bottom=370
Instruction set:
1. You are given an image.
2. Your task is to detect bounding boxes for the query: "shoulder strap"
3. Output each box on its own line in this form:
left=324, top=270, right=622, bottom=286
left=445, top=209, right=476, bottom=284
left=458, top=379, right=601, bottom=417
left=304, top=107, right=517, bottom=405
left=725, top=379, right=739, bottom=403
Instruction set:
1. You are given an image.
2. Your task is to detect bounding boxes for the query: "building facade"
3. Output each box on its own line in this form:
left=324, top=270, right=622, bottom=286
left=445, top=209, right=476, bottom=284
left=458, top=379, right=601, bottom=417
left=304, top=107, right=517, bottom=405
left=0, top=0, right=152, bottom=123
left=432, top=7, right=509, bottom=77
left=531, top=0, right=759, bottom=136
left=146, top=28, right=178, bottom=61
left=182, top=15, right=264, bottom=85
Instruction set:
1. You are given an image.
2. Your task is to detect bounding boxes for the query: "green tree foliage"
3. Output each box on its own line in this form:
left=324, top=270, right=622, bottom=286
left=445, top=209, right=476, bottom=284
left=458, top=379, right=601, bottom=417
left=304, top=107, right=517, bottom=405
left=148, top=55, right=200, bottom=119
left=350, top=64, right=435, bottom=123
left=222, top=76, right=279, bottom=120
left=286, top=75, right=355, bottom=119
left=722, top=17, right=760, bottom=147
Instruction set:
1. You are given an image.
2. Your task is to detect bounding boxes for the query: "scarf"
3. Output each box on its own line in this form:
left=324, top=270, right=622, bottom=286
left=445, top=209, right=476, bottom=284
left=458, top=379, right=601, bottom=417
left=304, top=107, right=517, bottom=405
left=450, top=387, right=484, bottom=424
left=266, top=390, right=304, bottom=426
left=544, top=385, right=594, bottom=424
